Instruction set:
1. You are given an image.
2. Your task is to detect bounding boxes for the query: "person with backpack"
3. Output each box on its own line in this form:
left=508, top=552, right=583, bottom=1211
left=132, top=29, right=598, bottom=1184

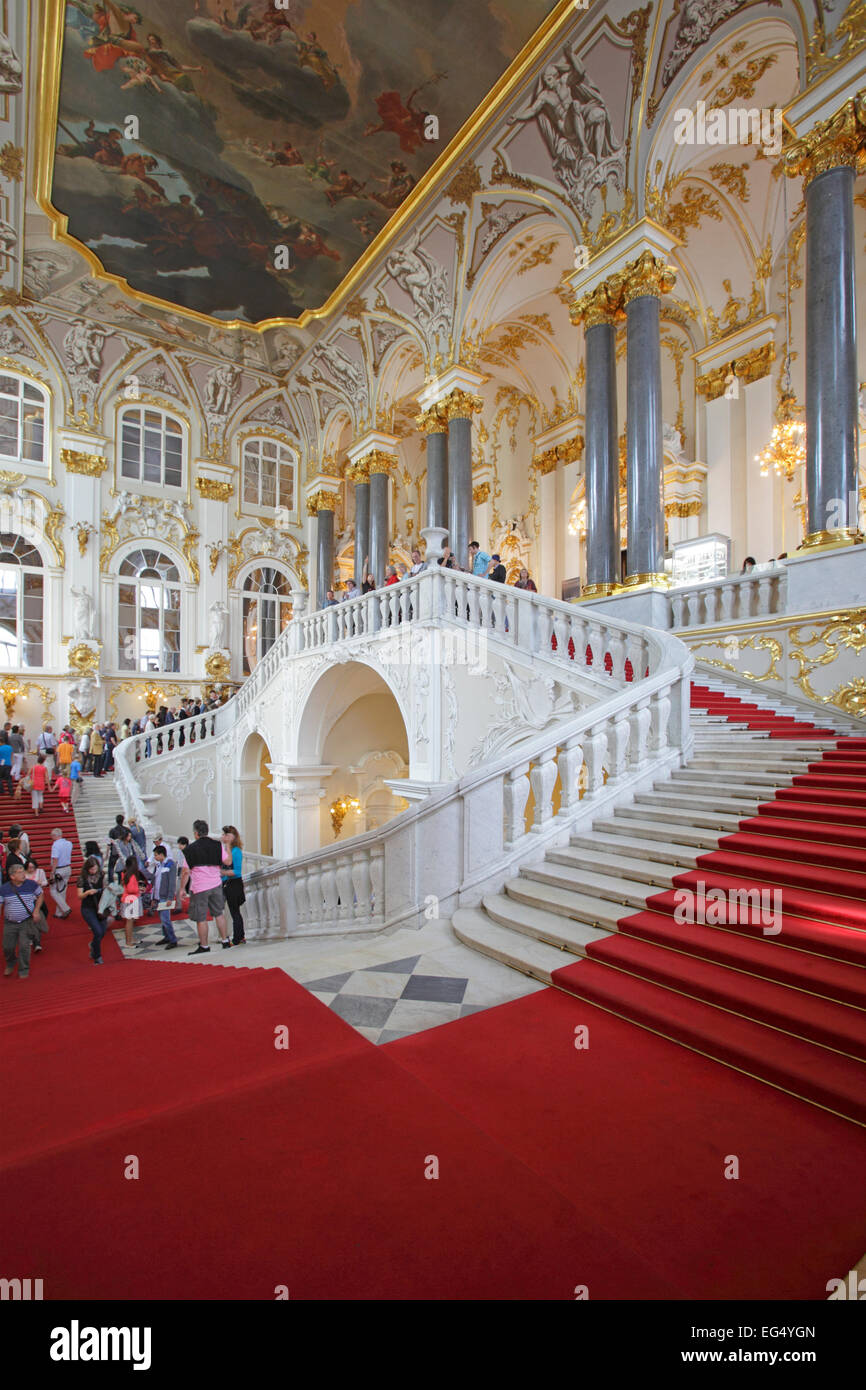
left=37, top=726, right=58, bottom=771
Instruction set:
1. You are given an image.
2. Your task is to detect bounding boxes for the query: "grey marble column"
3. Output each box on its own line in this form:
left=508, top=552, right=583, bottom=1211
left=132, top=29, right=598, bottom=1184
left=368, top=466, right=390, bottom=587
left=584, top=318, right=620, bottom=593
left=425, top=426, right=448, bottom=531
left=447, top=409, right=473, bottom=570
left=354, top=477, right=370, bottom=588
left=625, top=288, right=666, bottom=583
left=804, top=164, right=859, bottom=540
left=315, top=506, right=335, bottom=609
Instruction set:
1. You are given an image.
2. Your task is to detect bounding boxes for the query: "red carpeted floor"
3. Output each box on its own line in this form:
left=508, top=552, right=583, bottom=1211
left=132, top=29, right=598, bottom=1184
left=3, top=704, right=866, bottom=1301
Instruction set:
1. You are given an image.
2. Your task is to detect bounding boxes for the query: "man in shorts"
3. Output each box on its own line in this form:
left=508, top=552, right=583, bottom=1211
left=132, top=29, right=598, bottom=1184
left=1, top=862, right=45, bottom=979
left=184, top=819, right=231, bottom=954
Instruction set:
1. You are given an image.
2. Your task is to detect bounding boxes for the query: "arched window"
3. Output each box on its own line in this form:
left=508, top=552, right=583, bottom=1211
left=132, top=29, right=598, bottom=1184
left=242, top=438, right=295, bottom=512
left=119, top=407, right=184, bottom=488
left=118, top=549, right=181, bottom=672
left=0, top=533, right=44, bottom=666
left=0, top=374, right=47, bottom=464
left=242, top=566, right=292, bottom=675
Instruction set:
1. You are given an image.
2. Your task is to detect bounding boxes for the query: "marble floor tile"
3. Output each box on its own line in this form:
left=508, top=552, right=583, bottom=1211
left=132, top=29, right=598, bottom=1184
left=329, top=994, right=396, bottom=1030
left=400, top=974, right=468, bottom=1004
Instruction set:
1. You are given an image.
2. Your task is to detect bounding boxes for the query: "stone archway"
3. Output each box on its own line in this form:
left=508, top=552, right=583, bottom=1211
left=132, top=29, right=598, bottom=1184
left=239, top=730, right=273, bottom=856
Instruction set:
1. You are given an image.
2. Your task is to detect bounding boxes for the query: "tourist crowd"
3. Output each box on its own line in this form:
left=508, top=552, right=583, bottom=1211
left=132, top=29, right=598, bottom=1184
left=323, top=541, right=538, bottom=602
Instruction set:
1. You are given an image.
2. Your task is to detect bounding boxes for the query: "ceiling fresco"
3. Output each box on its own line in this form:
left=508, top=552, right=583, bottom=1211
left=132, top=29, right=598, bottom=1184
left=50, top=0, right=560, bottom=324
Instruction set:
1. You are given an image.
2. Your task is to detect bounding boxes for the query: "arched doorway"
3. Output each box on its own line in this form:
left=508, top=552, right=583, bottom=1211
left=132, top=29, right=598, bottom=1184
left=294, top=661, right=409, bottom=847
left=240, top=731, right=273, bottom=856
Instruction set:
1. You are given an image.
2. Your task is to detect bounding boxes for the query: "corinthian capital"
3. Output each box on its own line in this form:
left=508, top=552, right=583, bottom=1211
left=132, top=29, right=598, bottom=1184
left=570, top=279, right=626, bottom=328
left=784, top=96, right=866, bottom=185
left=621, top=251, right=677, bottom=304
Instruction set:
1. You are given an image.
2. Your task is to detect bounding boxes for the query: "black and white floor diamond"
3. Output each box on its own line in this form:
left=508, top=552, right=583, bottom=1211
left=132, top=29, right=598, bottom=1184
left=302, top=954, right=486, bottom=1044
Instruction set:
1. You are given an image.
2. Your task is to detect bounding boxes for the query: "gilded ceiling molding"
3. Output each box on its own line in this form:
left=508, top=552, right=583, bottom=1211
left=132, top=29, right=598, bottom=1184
left=784, top=96, right=866, bottom=185
left=446, top=160, right=483, bottom=206
left=306, top=490, right=341, bottom=516
left=182, top=529, right=201, bottom=586
left=60, top=448, right=107, bottom=476
left=665, top=499, right=702, bottom=518
left=705, top=278, right=764, bottom=341
left=195, top=476, right=234, bottom=502
left=807, top=0, right=866, bottom=80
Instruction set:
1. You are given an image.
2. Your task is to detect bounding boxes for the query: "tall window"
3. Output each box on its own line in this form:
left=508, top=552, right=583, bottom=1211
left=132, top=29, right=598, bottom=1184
left=242, top=438, right=295, bottom=512
left=0, top=534, right=44, bottom=666
left=243, top=566, right=292, bottom=675
left=0, top=375, right=47, bottom=464
left=118, top=549, right=181, bottom=672
left=120, top=407, right=184, bottom=488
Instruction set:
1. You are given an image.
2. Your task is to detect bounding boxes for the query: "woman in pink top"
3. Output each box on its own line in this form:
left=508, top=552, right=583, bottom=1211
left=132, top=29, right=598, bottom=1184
left=29, top=755, right=50, bottom=815
left=120, top=857, right=142, bottom=948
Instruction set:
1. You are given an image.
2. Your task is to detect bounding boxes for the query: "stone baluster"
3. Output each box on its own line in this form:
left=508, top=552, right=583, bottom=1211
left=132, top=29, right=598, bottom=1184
left=556, top=736, right=585, bottom=814
left=649, top=688, right=672, bottom=752
left=670, top=591, right=685, bottom=627
left=351, top=851, right=372, bottom=921
left=320, top=862, right=339, bottom=923
left=583, top=726, right=608, bottom=795
left=503, top=763, right=531, bottom=845
left=369, top=848, right=385, bottom=923
left=292, top=869, right=310, bottom=927
left=336, top=858, right=354, bottom=922
left=720, top=581, right=736, bottom=623
left=757, top=574, right=773, bottom=616
left=305, top=864, right=322, bottom=924
left=628, top=702, right=652, bottom=768
left=529, top=747, right=558, bottom=831
left=606, top=714, right=630, bottom=782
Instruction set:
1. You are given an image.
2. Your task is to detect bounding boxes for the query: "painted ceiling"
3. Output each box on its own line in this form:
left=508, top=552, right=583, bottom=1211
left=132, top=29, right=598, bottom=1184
left=51, top=0, right=560, bottom=325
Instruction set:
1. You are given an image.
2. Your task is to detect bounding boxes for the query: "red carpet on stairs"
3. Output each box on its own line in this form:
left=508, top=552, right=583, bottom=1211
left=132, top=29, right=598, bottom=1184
left=3, top=694, right=866, bottom=1301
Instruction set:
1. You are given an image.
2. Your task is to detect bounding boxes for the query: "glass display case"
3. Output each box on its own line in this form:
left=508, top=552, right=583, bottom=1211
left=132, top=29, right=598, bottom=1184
left=671, top=533, right=731, bottom=587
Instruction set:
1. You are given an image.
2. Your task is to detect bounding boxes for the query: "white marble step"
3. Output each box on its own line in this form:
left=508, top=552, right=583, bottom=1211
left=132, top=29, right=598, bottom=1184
left=688, top=757, right=816, bottom=774
left=640, top=789, right=764, bottom=815
left=490, top=886, right=615, bottom=944
left=568, top=831, right=700, bottom=870
left=614, top=804, right=745, bottom=833
left=520, top=859, right=656, bottom=909
left=554, top=845, right=680, bottom=888
left=452, top=907, right=563, bottom=983
left=668, top=773, right=789, bottom=794
left=500, top=878, right=631, bottom=934
left=593, top=814, right=721, bottom=851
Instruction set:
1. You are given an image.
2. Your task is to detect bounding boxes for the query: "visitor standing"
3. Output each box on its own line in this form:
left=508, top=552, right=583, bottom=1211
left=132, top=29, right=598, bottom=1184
left=37, top=726, right=58, bottom=771
left=119, top=856, right=143, bottom=948
left=49, top=827, right=73, bottom=918
left=78, top=857, right=107, bottom=964
left=185, top=819, right=231, bottom=954
left=221, top=825, right=245, bottom=946
left=150, top=845, right=179, bottom=949
left=9, top=725, right=25, bottom=781
left=468, top=540, right=491, bottom=576
left=514, top=567, right=537, bottom=592
left=1, top=863, right=44, bottom=980
left=29, top=755, right=49, bottom=815
left=0, top=734, right=12, bottom=796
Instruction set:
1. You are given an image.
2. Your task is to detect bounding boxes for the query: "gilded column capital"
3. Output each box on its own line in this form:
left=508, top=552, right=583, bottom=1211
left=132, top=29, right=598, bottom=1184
left=442, top=389, right=483, bottom=421
left=532, top=436, right=585, bottom=475
left=346, top=459, right=371, bottom=484
left=695, top=342, right=776, bottom=401
left=570, top=280, right=625, bottom=328
left=621, top=250, right=677, bottom=304
left=415, top=404, right=449, bottom=434
left=60, top=448, right=107, bottom=476
left=366, top=450, right=398, bottom=475
left=306, top=489, right=340, bottom=516
left=195, top=475, right=234, bottom=502
left=785, top=96, right=866, bottom=185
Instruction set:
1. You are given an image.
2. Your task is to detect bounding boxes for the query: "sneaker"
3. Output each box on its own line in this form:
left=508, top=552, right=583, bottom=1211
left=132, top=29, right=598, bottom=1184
left=4, top=965, right=13, bottom=976
left=188, top=945, right=210, bottom=955
left=93, top=957, right=103, bottom=965
left=33, top=944, right=42, bottom=953
left=164, top=942, right=178, bottom=950
left=221, top=939, right=233, bottom=949
left=233, top=938, right=246, bottom=946
left=18, top=973, right=28, bottom=980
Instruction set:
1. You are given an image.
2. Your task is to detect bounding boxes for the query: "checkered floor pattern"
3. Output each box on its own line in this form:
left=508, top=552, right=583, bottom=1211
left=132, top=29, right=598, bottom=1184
left=301, top=954, right=486, bottom=1044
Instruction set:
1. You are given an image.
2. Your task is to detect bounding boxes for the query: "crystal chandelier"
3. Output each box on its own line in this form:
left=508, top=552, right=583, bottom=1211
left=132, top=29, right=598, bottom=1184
left=755, top=390, right=806, bottom=481
left=754, top=173, right=805, bottom=483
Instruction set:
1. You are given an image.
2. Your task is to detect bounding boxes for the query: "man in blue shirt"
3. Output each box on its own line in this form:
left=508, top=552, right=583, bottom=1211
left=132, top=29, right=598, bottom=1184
left=468, top=540, right=491, bottom=576
left=150, top=845, right=178, bottom=948
left=1, top=863, right=45, bottom=979
left=69, top=754, right=83, bottom=806
left=0, top=735, right=12, bottom=795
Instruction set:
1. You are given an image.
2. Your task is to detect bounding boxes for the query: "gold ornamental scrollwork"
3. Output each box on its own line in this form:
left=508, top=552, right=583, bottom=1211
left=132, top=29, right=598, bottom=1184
left=696, top=343, right=776, bottom=400
left=60, top=448, right=108, bottom=477
left=415, top=405, right=449, bottom=435
left=690, top=634, right=784, bottom=683
left=570, top=280, right=626, bottom=328
left=472, top=482, right=491, bottom=505
left=665, top=500, right=702, bottom=518
left=532, top=436, right=584, bottom=475
left=44, top=504, right=66, bottom=567
left=67, top=640, right=102, bottom=676
left=784, top=96, right=866, bottom=185
left=99, top=512, right=120, bottom=573
left=365, top=450, right=398, bottom=475
left=195, top=476, right=234, bottom=502
left=182, top=527, right=201, bottom=585
left=204, top=650, right=231, bottom=682
left=789, top=609, right=866, bottom=711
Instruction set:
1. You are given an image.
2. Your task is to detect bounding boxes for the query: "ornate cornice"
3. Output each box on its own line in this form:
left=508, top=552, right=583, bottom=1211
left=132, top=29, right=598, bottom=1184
left=785, top=96, right=866, bottom=185
left=195, top=476, right=234, bottom=502
left=416, top=404, right=449, bottom=435
left=621, top=251, right=677, bottom=304
left=533, top=436, right=584, bottom=475
left=442, top=389, right=483, bottom=421
left=60, top=448, right=107, bottom=476
left=306, top=489, right=340, bottom=516
left=665, top=500, right=702, bottom=518
left=570, top=280, right=625, bottom=328
left=696, top=342, right=776, bottom=400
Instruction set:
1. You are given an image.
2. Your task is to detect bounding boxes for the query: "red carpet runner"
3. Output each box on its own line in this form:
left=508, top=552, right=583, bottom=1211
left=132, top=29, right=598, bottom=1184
left=3, top=707, right=866, bottom=1300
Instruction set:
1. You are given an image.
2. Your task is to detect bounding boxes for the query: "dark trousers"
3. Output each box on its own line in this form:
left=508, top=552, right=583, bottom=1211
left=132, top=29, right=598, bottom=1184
left=224, top=879, right=245, bottom=943
left=81, top=902, right=107, bottom=961
left=0, top=766, right=11, bottom=794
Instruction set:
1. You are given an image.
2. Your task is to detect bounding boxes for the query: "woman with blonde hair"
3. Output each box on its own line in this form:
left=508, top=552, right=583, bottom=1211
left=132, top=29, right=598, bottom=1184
left=221, top=825, right=246, bottom=946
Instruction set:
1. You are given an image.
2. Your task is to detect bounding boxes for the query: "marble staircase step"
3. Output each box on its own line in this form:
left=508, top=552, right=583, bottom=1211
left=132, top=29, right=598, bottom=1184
left=452, top=908, right=564, bottom=983
left=490, top=887, right=615, bottom=945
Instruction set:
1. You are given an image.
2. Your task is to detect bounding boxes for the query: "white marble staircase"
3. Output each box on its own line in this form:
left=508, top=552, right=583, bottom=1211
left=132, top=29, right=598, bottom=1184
left=453, top=707, right=844, bottom=984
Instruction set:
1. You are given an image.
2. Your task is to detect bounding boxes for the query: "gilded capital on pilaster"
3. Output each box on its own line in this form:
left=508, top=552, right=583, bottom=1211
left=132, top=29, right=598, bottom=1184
left=60, top=448, right=108, bottom=476
left=415, top=404, right=449, bottom=434
left=570, top=280, right=625, bottom=328
left=442, top=389, right=483, bottom=421
left=621, top=250, right=677, bottom=304
left=346, top=459, right=371, bottom=484
left=306, top=489, right=340, bottom=516
left=784, top=96, right=866, bottom=185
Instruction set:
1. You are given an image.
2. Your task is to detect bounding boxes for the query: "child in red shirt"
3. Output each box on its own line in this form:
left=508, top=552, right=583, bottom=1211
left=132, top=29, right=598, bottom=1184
left=54, top=772, right=72, bottom=813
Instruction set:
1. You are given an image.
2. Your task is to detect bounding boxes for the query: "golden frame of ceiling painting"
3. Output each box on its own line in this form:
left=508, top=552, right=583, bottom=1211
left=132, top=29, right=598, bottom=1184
left=36, top=0, right=575, bottom=329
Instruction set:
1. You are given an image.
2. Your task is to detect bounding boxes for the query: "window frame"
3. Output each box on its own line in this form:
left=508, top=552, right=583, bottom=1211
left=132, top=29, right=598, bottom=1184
left=0, top=372, right=49, bottom=469
left=117, top=404, right=186, bottom=492
left=0, top=532, right=45, bottom=669
left=116, top=547, right=183, bottom=675
left=240, top=435, right=298, bottom=520
left=241, top=563, right=294, bottom=676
